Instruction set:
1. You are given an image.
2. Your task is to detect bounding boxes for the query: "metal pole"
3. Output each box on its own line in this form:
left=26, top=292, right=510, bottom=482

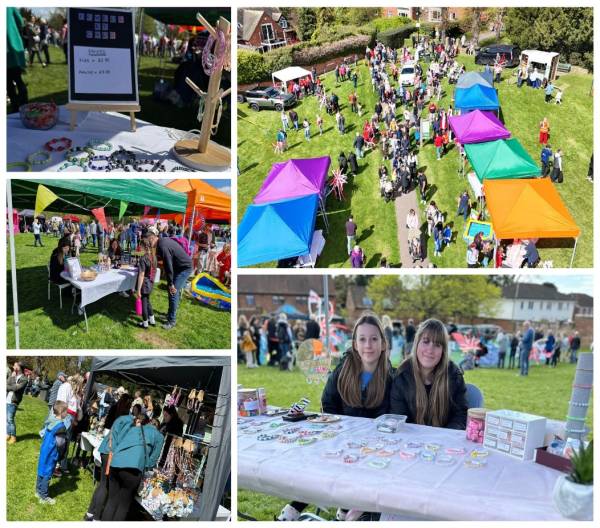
left=6, top=181, right=20, bottom=349
left=189, top=205, right=197, bottom=245
left=569, top=237, right=578, bottom=268
left=323, top=276, right=330, bottom=356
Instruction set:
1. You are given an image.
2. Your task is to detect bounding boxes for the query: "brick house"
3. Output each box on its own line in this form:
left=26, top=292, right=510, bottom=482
left=238, top=275, right=335, bottom=318
left=237, top=8, right=296, bottom=52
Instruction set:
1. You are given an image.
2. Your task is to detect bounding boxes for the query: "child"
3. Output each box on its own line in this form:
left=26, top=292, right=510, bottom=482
left=37, top=401, right=68, bottom=504
left=135, top=238, right=157, bottom=329
left=206, top=242, right=218, bottom=276
left=316, top=114, right=323, bottom=135
left=73, top=231, right=81, bottom=257
left=241, top=329, right=258, bottom=368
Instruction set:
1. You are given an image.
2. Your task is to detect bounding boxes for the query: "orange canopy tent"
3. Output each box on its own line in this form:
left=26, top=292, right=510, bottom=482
left=153, top=179, right=231, bottom=225
left=483, top=178, right=580, bottom=266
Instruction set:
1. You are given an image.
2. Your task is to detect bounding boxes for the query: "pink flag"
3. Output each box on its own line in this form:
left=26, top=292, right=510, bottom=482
left=91, top=207, right=109, bottom=233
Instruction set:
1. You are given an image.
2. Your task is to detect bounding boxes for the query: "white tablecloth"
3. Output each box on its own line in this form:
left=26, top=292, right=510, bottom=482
left=80, top=430, right=107, bottom=465
left=238, top=414, right=566, bottom=520
left=7, top=105, right=207, bottom=171
left=61, top=268, right=137, bottom=308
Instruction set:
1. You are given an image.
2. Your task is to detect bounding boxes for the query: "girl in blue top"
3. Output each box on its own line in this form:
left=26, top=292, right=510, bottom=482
left=100, top=410, right=164, bottom=521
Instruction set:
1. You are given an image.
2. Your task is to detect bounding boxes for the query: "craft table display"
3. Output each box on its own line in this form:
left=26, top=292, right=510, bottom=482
left=7, top=108, right=201, bottom=172
left=60, top=267, right=137, bottom=331
left=238, top=413, right=568, bottom=520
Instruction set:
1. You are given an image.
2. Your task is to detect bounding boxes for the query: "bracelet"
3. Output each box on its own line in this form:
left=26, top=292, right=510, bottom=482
left=376, top=449, right=396, bottom=457
left=298, top=429, right=319, bottom=437
left=425, top=442, right=441, bottom=452
left=464, top=459, right=487, bottom=469
left=171, top=165, right=195, bottom=172
left=346, top=440, right=366, bottom=449
left=568, top=401, right=590, bottom=407
left=435, top=454, right=456, bottom=466
left=278, top=434, right=298, bottom=444
left=573, top=384, right=593, bottom=389
left=420, top=450, right=436, bottom=462
left=27, top=150, right=52, bottom=166
left=65, top=146, right=92, bottom=164
left=280, top=427, right=300, bottom=435
left=566, top=415, right=587, bottom=422
left=87, top=139, right=112, bottom=151
left=297, top=437, right=317, bottom=446
left=58, top=161, right=88, bottom=172
left=445, top=447, right=466, bottom=455
left=470, top=448, right=489, bottom=459
left=368, top=458, right=391, bottom=469
left=134, top=159, right=164, bottom=172
left=257, top=433, right=279, bottom=441
left=360, top=446, right=377, bottom=456
left=404, top=441, right=423, bottom=449
left=45, top=137, right=72, bottom=152
left=88, top=155, right=113, bottom=171
left=202, top=28, right=226, bottom=76
left=7, top=161, right=32, bottom=171
left=322, top=449, right=343, bottom=458
left=110, top=148, right=137, bottom=168
left=320, top=431, right=338, bottom=439
left=398, top=450, right=417, bottom=460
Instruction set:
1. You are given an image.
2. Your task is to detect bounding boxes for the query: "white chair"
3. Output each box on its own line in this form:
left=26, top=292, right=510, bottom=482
left=47, top=263, right=70, bottom=309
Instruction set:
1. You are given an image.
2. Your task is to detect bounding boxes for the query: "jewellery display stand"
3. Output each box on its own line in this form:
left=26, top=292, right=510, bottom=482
left=172, top=13, right=231, bottom=172
left=66, top=103, right=141, bottom=132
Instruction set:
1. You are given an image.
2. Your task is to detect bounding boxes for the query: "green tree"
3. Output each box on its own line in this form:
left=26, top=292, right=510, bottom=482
left=504, top=8, right=593, bottom=71
left=345, top=8, right=380, bottom=26
left=470, top=7, right=484, bottom=45
left=296, top=8, right=317, bottom=41
left=367, top=276, right=407, bottom=314
left=440, top=7, right=449, bottom=41
left=48, top=8, right=67, bottom=29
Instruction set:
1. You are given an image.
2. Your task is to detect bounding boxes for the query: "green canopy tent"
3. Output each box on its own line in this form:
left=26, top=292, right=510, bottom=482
left=6, top=179, right=187, bottom=348
left=464, top=138, right=541, bottom=182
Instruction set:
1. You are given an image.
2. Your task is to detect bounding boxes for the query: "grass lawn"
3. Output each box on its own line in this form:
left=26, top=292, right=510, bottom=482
left=7, top=395, right=96, bottom=521
left=6, top=233, right=230, bottom=349
left=11, top=46, right=230, bottom=147
left=237, top=55, right=593, bottom=268
left=237, top=359, right=593, bottom=520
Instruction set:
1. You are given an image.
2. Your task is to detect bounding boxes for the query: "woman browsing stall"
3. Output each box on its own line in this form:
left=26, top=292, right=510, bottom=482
left=390, top=318, right=468, bottom=429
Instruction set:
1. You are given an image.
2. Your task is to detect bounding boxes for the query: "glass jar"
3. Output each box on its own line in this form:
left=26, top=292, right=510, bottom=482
left=466, top=408, right=487, bottom=443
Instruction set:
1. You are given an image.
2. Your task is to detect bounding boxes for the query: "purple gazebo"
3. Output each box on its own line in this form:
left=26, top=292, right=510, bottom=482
left=449, top=109, right=511, bottom=144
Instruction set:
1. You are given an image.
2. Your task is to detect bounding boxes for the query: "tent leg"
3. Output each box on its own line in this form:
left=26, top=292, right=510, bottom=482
left=569, top=237, right=578, bottom=268
left=492, top=241, right=497, bottom=268
left=7, top=181, right=20, bottom=349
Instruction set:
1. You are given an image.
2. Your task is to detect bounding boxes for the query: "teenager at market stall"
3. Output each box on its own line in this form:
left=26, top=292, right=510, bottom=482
left=134, top=237, right=157, bottom=329
left=278, top=313, right=393, bottom=521
left=100, top=410, right=164, bottom=521
left=85, top=393, right=134, bottom=520
left=49, top=236, right=72, bottom=286
left=147, top=227, right=193, bottom=330
left=390, top=318, right=468, bottom=429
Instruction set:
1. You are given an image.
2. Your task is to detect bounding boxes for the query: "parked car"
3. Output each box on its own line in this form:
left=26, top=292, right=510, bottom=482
left=237, top=86, right=296, bottom=111
left=400, top=62, right=416, bottom=86
left=474, top=324, right=503, bottom=340
left=475, top=44, right=521, bottom=67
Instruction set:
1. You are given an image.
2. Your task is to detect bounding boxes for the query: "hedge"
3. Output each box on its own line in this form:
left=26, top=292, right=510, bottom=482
left=237, top=49, right=269, bottom=85
left=377, top=25, right=416, bottom=48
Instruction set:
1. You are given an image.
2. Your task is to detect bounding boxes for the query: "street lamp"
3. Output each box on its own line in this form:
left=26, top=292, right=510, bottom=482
left=416, top=22, right=420, bottom=44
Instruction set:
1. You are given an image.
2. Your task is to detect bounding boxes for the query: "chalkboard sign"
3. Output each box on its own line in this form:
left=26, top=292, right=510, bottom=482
left=68, top=7, right=138, bottom=104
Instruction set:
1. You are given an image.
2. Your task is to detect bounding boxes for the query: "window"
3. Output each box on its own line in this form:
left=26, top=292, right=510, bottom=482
left=547, top=302, right=552, bottom=310
left=246, top=295, right=255, bottom=306
left=272, top=295, right=285, bottom=305
left=520, top=301, right=524, bottom=309
left=261, top=23, right=274, bottom=42
left=295, top=296, right=307, bottom=306
left=528, top=301, right=534, bottom=310
left=278, top=17, right=288, bottom=29
left=430, top=9, right=441, bottom=21
left=558, top=302, right=563, bottom=310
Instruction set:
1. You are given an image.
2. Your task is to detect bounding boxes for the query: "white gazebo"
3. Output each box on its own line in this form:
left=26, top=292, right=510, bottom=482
left=272, top=66, right=313, bottom=92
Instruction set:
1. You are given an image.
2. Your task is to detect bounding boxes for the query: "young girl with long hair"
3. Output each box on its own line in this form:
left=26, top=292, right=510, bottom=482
left=134, top=237, right=157, bottom=329
left=390, top=318, right=467, bottom=429
left=278, top=312, right=393, bottom=521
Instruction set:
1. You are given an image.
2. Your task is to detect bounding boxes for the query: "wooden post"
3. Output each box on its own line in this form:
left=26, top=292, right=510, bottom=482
left=172, top=15, right=231, bottom=172
left=66, top=103, right=140, bottom=132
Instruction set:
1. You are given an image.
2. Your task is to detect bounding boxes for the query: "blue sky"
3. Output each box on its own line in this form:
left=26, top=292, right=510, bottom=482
left=524, top=275, right=593, bottom=295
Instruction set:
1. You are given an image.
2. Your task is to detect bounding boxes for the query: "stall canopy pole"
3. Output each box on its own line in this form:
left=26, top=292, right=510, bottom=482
left=323, top=276, right=330, bottom=355
left=570, top=237, right=578, bottom=268
left=189, top=205, right=197, bottom=245
left=6, top=181, right=20, bottom=349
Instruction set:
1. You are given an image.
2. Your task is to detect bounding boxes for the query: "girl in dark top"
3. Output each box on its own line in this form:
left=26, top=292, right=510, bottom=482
left=134, top=238, right=157, bottom=329
left=390, top=319, right=468, bottom=430
left=108, top=239, right=122, bottom=262
left=49, top=236, right=71, bottom=284
left=278, top=313, right=393, bottom=521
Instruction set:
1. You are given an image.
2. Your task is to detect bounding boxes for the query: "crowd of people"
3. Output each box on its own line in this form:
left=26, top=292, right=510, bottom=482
left=7, top=362, right=191, bottom=519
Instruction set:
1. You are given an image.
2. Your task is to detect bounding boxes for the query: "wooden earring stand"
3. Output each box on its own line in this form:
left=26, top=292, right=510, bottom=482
left=172, top=14, right=231, bottom=172
left=66, top=102, right=140, bottom=132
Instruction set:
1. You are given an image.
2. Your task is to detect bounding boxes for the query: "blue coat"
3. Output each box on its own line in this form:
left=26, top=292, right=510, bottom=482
left=109, top=416, right=164, bottom=472
left=38, top=420, right=66, bottom=477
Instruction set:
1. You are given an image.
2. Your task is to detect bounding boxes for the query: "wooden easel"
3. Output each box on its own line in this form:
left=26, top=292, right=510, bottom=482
left=173, top=14, right=231, bottom=172
left=66, top=102, right=141, bottom=132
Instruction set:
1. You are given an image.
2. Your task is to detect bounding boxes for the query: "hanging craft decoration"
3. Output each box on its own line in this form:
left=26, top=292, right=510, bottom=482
left=295, top=338, right=332, bottom=385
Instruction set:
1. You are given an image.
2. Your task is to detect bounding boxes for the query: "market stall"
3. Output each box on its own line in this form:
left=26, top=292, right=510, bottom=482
left=454, top=84, right=499, bottom=114
left=483, top=178, right=580, bottom=267
left=238, top=413, right=568, bottom=520
left=449, top=110, right=511, bottom=144
left=455, top=70, right=494, bottom=89
left=238, top=194, right=319, bottom=267
left=272, top=66, right=314, bottom=92
left=464, top=138, right=541, bottom=181
left=520, top=50, right=560, bottom=82
left=84, top=356, right=231, bottom=521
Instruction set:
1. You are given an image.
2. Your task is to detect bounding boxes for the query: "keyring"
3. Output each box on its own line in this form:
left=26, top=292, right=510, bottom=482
left=7, top=161, right=31, bottom=171
left=27, top=150, right=52, bottom=166
left=45, top=137, right=72, bottom=152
